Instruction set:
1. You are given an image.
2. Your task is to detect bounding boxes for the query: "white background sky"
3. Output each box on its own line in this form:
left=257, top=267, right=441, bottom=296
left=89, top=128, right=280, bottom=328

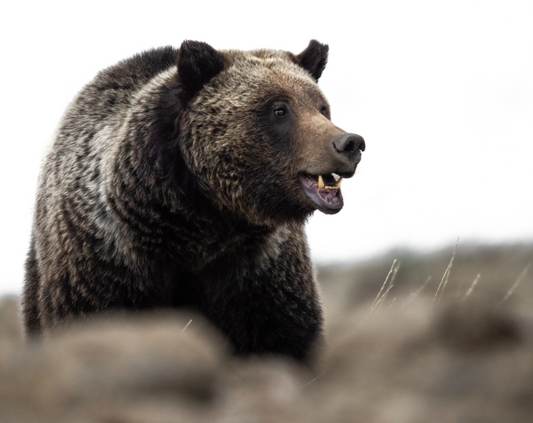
left=1, top=0, right=533, bottom=297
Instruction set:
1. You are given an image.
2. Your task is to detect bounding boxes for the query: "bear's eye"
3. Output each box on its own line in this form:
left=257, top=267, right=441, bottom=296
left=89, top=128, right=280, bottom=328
left=270, top=101, right=291, bottom=121
left=274, top=108, right=287, bottom=118
left=320, top=105, right=329, bottom=118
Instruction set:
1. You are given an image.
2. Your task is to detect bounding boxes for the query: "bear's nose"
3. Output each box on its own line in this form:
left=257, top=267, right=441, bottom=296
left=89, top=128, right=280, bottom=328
left=333, top=133, right=365, bottom=160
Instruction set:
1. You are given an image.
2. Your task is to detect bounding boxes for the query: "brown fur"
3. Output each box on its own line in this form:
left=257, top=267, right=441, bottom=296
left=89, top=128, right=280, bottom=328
left=22, top=41, right=364, bottom=361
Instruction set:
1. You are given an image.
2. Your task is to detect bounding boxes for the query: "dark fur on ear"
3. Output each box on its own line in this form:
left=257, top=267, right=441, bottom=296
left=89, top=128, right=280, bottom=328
left=177, top=40, right=224, bottom=102
left=297, top=40, right=329, bottom=81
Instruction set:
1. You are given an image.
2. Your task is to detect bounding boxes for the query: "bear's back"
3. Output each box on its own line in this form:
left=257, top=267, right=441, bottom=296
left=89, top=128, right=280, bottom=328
left=59, top=46, right=178, bottom=132
left=35, top=48, right=181, bottom=261
left=92, top=46, right=178, bottom=92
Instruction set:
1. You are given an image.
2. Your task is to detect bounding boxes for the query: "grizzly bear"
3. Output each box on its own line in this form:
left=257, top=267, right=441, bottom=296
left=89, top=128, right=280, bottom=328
left=23, top=40, right=365, bottom=361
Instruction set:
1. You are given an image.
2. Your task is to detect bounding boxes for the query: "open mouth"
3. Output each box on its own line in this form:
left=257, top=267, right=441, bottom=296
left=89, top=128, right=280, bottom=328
left=299, top=173, right=345, bottom=214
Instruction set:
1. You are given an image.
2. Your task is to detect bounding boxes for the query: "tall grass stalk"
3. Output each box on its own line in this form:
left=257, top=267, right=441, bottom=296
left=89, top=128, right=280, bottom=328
left=369, top=259, right=400, bottom=315
left=462, top=273, right=481, bottom=302
left=500, top=262, right=531, bottom=305
left=434, top=240, right=459, bottom=304
left=403, top=275, right=432, bottom=307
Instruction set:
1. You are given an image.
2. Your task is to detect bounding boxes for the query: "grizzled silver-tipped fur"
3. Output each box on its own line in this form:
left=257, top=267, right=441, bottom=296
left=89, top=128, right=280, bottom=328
left=23, top=40, right=364, bottom=362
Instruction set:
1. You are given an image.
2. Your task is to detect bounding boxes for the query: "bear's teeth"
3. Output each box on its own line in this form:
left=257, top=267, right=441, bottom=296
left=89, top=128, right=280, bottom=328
left=318, top=175, right=325, bottom=189
left=317, top=174, right=342, bottom=190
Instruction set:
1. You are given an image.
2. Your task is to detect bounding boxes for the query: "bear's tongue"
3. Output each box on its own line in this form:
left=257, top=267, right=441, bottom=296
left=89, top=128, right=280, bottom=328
left=299, top=174, right=344, bottom=214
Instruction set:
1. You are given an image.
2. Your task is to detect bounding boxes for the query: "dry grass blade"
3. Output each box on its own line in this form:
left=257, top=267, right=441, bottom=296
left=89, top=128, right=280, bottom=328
left=182, top=319, right=193, bottom=332
left=302, top=375, right=322, bottom=389
left=373, top=283, right=395, bottom=310
left=434, top=239, right=459, bottom=304
left=500, top=262, right=531, bottom=304
left=462, top=273, right=481, bottom=302
left=370, top=259, right=397, bottom=311
left=379, top=261, right=401, bottom=309
left=403, top=275, right=432, bottom=307
left=369, top=259, right=400, bottom=315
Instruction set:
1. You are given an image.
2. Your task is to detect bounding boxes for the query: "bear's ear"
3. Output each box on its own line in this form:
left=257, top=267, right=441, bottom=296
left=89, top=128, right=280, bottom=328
left=177, top=40, right=224, bottom=99
left=297, top=40, right=329, bottom=81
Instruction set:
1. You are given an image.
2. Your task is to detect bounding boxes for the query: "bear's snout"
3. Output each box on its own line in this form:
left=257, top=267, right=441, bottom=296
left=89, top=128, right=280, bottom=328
left=333, top=133, right=365, bottom=161
left=330, top=132, right=365, bottom=175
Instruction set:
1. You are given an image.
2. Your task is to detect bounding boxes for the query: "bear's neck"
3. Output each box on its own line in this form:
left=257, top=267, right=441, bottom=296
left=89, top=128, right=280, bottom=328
left=168, top=182, right=280, bottom=269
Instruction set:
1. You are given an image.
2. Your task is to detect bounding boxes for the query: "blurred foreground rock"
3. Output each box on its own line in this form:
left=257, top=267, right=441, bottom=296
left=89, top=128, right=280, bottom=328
left=1, top=294, right=532, bottom=422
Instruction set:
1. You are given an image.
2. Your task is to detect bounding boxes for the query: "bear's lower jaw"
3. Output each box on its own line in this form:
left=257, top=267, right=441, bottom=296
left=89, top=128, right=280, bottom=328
left=299, top=174, right=344, bottom=215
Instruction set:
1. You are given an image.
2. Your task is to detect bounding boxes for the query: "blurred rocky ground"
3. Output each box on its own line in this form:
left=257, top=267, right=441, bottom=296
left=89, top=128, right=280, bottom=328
left=1, top=243, right=532, bottom=422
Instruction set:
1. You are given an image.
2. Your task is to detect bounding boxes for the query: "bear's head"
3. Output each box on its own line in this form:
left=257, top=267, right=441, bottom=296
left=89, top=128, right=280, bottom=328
left=165, top=40, right=364, bottom=225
